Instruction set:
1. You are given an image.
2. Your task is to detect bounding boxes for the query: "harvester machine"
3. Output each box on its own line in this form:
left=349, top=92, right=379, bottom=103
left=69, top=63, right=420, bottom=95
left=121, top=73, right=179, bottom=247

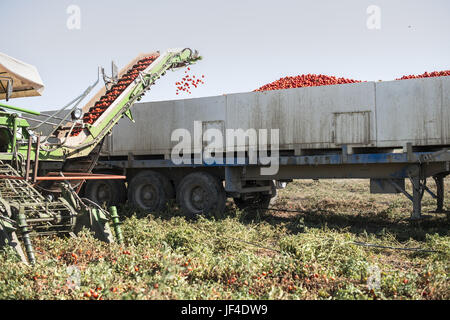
left=0, top=48, right=201, bottom=264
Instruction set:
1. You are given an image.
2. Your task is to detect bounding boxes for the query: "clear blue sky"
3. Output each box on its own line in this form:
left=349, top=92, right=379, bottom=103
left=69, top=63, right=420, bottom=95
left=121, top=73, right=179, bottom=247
left=2, top=0, right=449, bottom=111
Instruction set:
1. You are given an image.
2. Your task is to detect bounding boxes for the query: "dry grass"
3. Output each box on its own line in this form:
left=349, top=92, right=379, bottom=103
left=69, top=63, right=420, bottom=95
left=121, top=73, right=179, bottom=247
left=0, top=178, right=448, bottom=300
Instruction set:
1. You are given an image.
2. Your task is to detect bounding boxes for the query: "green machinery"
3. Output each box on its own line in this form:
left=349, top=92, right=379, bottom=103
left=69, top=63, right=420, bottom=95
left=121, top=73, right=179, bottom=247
left=0, top=48, right=200, bottom=264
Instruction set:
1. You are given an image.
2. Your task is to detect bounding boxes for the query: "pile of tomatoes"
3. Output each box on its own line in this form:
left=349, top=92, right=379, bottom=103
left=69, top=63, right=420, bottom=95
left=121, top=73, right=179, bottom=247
left=254, top=74, right=362, bottom=92
left=396, top=70, right=450, bottom=80
left=255, top=69, right=450, bottom=93
left=71, top=54, right=159, bottom=136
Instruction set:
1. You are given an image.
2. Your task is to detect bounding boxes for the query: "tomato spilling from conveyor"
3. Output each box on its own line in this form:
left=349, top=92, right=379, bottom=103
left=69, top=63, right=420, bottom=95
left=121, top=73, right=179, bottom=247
left=175, top=67, right=205, bottom=95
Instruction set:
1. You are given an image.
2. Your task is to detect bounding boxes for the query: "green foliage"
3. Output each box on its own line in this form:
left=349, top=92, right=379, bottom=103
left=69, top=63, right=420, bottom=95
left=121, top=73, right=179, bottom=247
left=334, top=283, right=369, bottom=300
left=0, top=179, right=448, bottom=300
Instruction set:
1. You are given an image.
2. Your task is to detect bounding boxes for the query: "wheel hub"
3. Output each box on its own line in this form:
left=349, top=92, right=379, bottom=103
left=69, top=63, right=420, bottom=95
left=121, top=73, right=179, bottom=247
left=191, top=186, right=207, bottom=210
left=138, top=184, right=158, bottom=208
left=142, top=186, right=154, bottom=200
left=96, top=184, right=112, bottom=203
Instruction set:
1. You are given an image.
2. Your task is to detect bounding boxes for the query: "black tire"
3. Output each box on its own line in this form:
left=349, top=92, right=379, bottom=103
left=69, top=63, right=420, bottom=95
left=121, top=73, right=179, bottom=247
left=176, top=172, right=226, bottom=218
left=84, top=179, right=126, bottom=207
left=234, top=181, right=277, bottom=212
left=128, top=171, right=173, bottom=212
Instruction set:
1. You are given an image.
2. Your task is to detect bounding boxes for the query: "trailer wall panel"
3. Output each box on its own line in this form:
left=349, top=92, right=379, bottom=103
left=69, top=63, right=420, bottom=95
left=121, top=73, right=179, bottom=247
left=100, top=77, right=449, bottom=157
left=375, top=77, right=445, bottom=147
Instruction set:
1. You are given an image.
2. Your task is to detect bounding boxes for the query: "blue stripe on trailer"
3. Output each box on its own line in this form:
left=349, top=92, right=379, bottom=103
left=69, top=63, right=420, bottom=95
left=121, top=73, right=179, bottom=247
left=98, top=151, right=449, bottom=168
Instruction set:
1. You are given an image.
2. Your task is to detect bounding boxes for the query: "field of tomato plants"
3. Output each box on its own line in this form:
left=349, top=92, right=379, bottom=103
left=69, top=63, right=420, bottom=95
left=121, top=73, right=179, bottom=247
left=0, top=178, right=448, bottom=300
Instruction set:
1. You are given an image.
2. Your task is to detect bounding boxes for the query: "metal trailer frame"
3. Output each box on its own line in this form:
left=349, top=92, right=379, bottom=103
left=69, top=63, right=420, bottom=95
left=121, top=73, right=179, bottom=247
left=82, top=144, right=450, bottom=220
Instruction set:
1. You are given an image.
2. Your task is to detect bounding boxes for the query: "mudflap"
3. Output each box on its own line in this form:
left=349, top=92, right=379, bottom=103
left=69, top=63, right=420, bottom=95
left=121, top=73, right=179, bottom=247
left=74, top=208, right=114, bottom=243
left=0, top=201, right=28, bottom=264
left=91, top=209, right=115, bottom=243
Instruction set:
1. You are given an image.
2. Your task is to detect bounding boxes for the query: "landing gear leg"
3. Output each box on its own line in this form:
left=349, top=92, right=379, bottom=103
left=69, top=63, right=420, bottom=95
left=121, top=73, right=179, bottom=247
left=411, top=176, right=425, bottom=220
left=433, top=174, right=445, bottom=213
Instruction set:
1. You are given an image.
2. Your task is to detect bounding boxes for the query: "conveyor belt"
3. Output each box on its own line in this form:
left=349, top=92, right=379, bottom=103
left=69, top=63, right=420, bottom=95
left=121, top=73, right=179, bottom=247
left=73, top=55, right=158, bottom=135
left=41, top=48, right=200, bottom=161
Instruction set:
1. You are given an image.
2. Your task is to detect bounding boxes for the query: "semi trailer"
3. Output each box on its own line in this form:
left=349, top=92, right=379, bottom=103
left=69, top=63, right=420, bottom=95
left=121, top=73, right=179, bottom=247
left=35, top=75, right=450, bottom=220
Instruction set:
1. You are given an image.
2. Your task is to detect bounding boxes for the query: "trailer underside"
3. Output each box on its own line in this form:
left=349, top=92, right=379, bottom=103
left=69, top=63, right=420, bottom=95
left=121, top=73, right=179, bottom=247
left=39, top=147, right=450, bottom=220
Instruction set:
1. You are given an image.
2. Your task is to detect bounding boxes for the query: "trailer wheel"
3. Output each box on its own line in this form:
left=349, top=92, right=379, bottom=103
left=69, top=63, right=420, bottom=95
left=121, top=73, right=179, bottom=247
left=176, top=172, right=226, bottom=219
left=85, top=179, right=126, bottom=206
left=128, top=171, right=173, bottom=212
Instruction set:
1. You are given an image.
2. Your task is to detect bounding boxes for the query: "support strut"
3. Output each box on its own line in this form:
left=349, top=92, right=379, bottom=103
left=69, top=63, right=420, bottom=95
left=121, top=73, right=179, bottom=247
left=109, top=206, right=123, bottom=244
left=433, top=174, right=446, bottom=212
left=16, top=206, right=36, bottom=265
left=410, top=175, right=425, bottom=220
